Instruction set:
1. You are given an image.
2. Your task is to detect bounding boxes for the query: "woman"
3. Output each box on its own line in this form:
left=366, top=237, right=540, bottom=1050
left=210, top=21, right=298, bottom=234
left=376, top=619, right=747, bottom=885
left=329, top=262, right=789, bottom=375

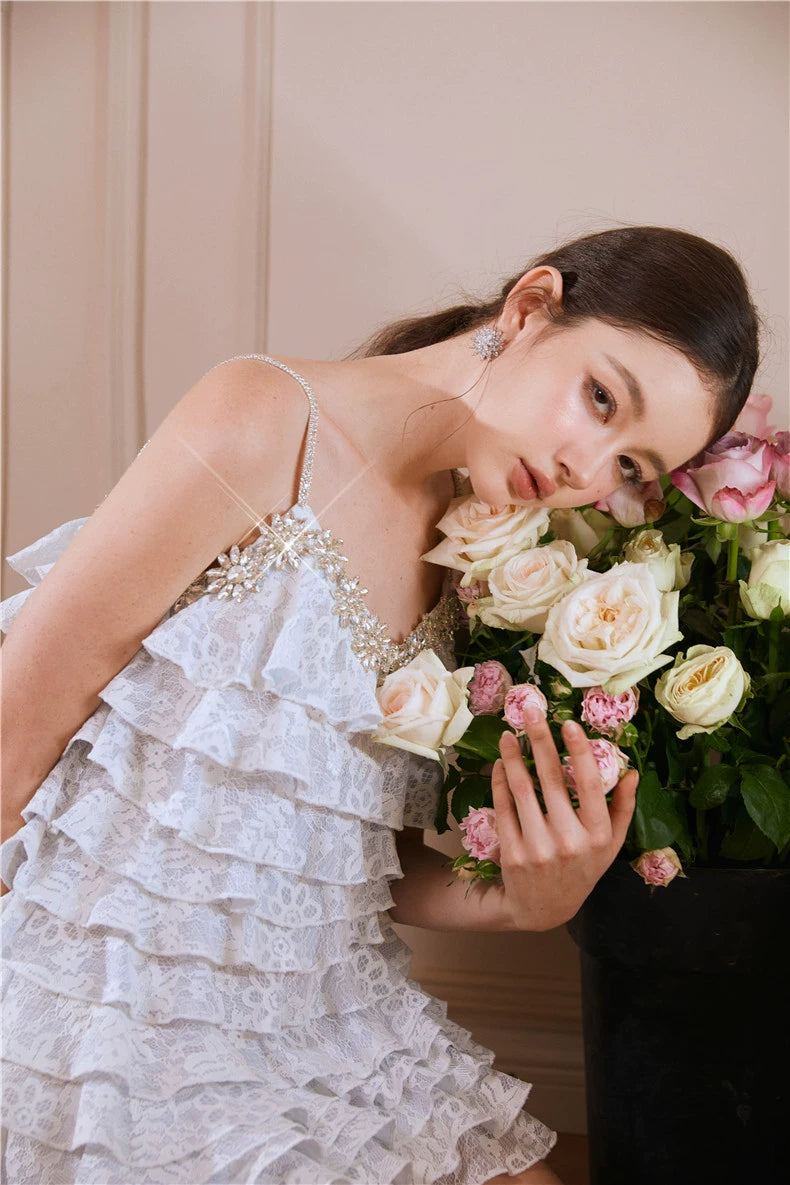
left=0, top=226, right=759, bottom=1184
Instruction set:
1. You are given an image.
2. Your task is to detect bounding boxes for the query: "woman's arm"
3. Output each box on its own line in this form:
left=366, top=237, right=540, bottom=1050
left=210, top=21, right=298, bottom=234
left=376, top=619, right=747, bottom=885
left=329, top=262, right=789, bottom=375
left=389, top=829, right=518, bottom=931
left=1, top=359, right=311, bottom=863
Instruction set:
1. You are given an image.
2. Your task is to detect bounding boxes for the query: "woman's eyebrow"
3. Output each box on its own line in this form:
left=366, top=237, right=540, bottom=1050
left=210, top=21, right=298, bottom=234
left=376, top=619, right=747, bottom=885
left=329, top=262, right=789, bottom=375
left=604, top=354, right=644, bottom=419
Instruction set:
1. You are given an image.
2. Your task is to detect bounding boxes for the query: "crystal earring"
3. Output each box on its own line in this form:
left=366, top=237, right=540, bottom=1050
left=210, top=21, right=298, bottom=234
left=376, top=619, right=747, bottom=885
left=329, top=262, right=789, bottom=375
left=470, top=325, right=505, bottom=362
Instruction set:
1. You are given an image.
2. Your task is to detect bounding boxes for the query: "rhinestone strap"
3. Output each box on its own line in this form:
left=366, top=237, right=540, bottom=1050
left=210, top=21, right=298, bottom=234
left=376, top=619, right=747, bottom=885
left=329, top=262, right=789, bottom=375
left=218, top=353, right=319, bottom=508
left=173, top=356, right=465, bottom=680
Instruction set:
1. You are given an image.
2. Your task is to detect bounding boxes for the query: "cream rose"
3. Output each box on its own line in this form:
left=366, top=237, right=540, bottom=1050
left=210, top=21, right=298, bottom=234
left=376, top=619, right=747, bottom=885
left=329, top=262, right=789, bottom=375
left=624, top=529, right=693, bottom=592
left=538, top=562, right=682, bottom=694
left=474, top=540, right=589, bottom=633
left=420, top=495, right=550, bottom=587
left=739, top=538, right=790, bottom=619
left=373, top=649, right=475, bottom=766
left=654, top=644, right=750, bottom=740
left=549, top=508, right=611, bottom=559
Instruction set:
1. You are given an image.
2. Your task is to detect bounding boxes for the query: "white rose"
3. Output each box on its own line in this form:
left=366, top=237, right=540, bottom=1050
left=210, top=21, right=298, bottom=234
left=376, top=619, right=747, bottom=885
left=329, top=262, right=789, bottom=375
left=420, top=495, right=550, bottom=587
left=624, top=529, right=693, bottom=592
left=549, top=508, right=611, bottom=559
left=654, top=644, right=750, bottom=740
left=475, top=540, right=589, bottom=633
left=373, top=649, right=475, bottom=766
left=739, top=538, right=790, bottom=619
left=538, top=562, right=682, bottom=694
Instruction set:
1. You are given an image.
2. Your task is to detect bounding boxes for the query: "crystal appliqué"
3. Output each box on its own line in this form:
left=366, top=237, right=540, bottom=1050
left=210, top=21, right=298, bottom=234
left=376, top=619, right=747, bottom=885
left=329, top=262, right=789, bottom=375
left=171, top=507, right=459, bottom=682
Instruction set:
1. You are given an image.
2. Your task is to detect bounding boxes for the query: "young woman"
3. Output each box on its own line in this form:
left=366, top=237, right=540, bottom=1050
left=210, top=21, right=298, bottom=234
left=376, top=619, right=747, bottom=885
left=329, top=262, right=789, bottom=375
left=0, top=226, right=759, bottom=1184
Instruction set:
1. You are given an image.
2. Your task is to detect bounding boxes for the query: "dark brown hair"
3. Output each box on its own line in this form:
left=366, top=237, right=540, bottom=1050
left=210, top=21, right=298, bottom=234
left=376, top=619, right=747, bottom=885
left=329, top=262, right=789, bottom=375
left=351, top=226, right=760, bottom=444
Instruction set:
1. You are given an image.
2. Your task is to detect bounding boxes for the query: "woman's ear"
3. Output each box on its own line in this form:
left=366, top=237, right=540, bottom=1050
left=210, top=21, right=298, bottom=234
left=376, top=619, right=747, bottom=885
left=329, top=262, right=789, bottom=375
left=496, top=266, right=564, bottom=340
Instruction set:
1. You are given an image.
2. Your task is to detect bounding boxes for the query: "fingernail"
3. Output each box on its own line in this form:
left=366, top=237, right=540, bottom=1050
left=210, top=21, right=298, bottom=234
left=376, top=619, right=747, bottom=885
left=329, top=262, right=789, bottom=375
left=564, top=721, right=584, bottom=739
left=524, top=706, right=543, bottom=724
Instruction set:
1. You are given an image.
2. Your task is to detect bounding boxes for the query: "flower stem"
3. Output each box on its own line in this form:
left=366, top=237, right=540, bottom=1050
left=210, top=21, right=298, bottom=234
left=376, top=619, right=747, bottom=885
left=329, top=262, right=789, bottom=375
left=768, top=619, right=780, bottom=674
left=726, top=534, right=739, bottom=583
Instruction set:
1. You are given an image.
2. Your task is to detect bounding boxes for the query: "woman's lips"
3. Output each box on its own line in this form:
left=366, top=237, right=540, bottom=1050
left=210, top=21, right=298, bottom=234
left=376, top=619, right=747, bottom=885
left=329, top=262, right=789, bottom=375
left=513, top=458, right=538, bottom=500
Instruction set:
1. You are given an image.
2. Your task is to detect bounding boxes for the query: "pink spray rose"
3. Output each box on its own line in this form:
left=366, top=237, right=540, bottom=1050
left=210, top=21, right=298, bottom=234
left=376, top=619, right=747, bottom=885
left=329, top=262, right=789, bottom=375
left=631, top=847, right=686, bottom=887
left=671, top=432, right=776, bottom=523
left=595, top=480, right=665, bottom=527
left=770, top=431, right=790, bottom=500
left=468, top=660, right=514, bottom=715
left=733, top=391, right=775, bottom=440
left=459, top=806, right=501, bottom=863
left=581, top=685, right=639, bottom=737
left=563, top=738, right=629, bottom=797
left=503, top=683, right=548, bottom=732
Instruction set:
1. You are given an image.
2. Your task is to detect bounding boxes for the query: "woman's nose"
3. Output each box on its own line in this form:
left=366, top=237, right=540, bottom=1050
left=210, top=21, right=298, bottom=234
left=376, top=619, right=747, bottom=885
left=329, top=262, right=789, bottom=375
left=556, top=447, right=605, bottom=491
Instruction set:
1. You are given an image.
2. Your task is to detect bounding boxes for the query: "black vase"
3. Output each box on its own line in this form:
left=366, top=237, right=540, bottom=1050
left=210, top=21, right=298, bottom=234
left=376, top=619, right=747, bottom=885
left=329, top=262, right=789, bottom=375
left=566, top=857, right=790, bottom=1185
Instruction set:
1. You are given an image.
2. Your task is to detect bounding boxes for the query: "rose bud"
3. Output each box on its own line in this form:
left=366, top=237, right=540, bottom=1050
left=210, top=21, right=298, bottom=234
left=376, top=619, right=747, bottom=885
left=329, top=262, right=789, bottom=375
left=631, top=847, right=686, bottom=887
left=468, top=660, right=514, bottom=715
left=503, top=683, right=548, bottom=732
left=563, top=737, right=629, bottom=798
left=581, top=685, right=639, bottom=738
left=459, top=807, right=501, bottom=864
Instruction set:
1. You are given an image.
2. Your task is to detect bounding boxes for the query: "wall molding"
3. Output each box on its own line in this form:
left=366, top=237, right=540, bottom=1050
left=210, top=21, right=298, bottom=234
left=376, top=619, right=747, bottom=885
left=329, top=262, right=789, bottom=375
left=100, top=0, right=148, bottom=482
left=237, top=0, right=273, bottom=351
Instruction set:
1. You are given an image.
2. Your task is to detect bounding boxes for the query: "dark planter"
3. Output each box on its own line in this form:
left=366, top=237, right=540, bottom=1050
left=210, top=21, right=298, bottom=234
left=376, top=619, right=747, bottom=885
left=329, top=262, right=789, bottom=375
left=566, top=857, right=790, bottom=1185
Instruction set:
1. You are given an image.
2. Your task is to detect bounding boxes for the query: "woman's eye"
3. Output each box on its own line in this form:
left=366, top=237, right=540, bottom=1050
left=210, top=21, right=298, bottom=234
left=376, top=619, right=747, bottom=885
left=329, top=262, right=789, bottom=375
left=590, top=381, right=615, bottom=420
left=617, top=455, right=643, bottom=485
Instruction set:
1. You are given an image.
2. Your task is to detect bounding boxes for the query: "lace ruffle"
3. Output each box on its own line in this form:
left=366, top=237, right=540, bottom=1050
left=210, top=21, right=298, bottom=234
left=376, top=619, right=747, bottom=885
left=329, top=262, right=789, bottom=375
left=1, top=515, right=557, bottom=1183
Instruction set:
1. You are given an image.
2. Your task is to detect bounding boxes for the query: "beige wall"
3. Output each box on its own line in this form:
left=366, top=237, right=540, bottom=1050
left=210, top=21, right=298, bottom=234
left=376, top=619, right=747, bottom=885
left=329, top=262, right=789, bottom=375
left=3, top=0, right=788, bottom=1134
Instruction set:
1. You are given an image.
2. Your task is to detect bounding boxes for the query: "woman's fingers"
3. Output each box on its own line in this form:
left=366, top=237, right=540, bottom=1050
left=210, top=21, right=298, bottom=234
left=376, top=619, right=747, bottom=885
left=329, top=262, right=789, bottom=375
left=608, top=768, right=639, bottom=847
left=492, top=729, right=545, bottom=840
left=561, top=720, right=612, bottom=833
left=521, top=708, right=578, bottom=822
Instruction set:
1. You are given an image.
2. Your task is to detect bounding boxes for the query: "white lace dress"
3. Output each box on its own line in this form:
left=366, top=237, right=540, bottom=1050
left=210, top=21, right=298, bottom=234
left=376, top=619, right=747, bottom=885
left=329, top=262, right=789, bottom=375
left=0, top=355, right=557, bottom=1184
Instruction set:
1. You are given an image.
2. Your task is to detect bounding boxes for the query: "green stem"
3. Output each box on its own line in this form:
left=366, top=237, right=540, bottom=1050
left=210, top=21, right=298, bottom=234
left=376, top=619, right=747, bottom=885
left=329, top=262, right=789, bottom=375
left=726, top=534, right=739, bottom=583
left=768, top=619, right=780, bottom=675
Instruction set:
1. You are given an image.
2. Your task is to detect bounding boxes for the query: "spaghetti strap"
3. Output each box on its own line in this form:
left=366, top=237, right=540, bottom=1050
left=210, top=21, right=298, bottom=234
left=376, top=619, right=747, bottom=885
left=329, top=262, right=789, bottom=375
left=219, top=353, right=320, bottom=509
left=218, top=353, right=467, bottom=504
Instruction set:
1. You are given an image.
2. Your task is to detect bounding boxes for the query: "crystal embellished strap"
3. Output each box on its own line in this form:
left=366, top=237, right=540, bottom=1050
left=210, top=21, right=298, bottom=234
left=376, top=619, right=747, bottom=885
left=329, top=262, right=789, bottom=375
left=220, top=354, right=319, bottom=508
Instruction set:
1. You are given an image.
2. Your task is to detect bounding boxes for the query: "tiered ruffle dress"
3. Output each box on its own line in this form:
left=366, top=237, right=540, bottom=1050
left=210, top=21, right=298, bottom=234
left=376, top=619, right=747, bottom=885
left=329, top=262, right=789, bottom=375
left=0, top=355, right=557, bottom=1184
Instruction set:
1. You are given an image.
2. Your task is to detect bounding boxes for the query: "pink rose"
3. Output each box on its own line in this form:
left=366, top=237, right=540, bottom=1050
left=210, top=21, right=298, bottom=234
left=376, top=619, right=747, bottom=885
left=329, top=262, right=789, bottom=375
left=468, top=660, right=514, bottom=715
left=459, top=806, right=501, bottom=863
left=770, top=431, right=790, bottom=500
left=595, top=480, right=665, bottom=527
left=631, top=847, right=685, bottom=887
left=563, top=737, right=629, bottom=797
left=733, top=392, right=775, bottom=440
left=503, top=683, right=548, bottom=732
left=671, top=432, right=776, bottom=523
left=581, top=685, right=639, bottom=737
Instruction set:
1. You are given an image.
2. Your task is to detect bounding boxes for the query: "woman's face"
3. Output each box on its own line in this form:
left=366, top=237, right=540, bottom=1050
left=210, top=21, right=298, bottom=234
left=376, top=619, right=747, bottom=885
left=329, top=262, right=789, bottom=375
left=464, top=315, right=716, bottom=510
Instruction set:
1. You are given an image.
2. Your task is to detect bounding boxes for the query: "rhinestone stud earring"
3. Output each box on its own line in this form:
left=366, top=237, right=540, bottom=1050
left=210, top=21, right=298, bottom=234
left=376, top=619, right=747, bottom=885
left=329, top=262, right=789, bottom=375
left=470, top=325, right=505, bottom=362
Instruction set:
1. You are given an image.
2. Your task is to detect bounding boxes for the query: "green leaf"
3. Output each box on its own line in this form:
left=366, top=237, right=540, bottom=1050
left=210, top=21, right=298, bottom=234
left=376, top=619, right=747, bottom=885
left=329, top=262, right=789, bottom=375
left=689, top=765, right=739, bottom=809
left=433, top=765, right=460, bottom=834
left=719, top=807, right=778, bottom=862
left=664, top=729, right=688, bottom=785
left=453, top=714, right=508, bottom=762
left=632, top=769, right=689, bottom=850
left=449, top=774, right=493, bottom=826
left=740, top=765, right=790, bottom=850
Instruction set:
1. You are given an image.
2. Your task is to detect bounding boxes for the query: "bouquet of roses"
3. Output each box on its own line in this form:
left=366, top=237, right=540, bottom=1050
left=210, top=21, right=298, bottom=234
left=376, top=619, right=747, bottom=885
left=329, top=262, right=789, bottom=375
left=373, top=392, right=789, bottom=888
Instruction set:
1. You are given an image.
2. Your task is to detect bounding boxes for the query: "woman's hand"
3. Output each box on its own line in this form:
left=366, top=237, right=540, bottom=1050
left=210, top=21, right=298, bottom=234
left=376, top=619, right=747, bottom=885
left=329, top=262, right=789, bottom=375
left=491, top=706, right=638, bottom=931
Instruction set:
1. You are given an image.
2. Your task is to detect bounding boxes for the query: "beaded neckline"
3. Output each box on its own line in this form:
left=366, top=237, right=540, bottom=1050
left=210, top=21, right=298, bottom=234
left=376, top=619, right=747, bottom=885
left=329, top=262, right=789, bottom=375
left=170, top=353, right=464, bottom=681
left=171, top=498, right=461, bottom=681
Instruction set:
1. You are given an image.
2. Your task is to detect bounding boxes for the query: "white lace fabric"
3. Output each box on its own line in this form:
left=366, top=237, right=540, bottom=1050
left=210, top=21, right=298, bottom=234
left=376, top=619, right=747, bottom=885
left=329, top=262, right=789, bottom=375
left=1, top=508, right=557, bottom=1180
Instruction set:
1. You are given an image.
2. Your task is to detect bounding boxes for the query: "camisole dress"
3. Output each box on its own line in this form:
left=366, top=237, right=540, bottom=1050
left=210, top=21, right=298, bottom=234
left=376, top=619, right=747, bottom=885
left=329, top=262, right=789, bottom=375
left=0, top=354, right=557, bottom=1184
